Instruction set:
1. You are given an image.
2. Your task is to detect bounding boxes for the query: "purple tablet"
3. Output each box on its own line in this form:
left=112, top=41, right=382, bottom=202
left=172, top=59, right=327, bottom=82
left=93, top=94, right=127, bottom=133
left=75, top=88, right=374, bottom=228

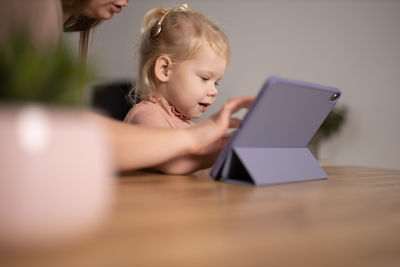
left=210, top=76, right=341, bottom=185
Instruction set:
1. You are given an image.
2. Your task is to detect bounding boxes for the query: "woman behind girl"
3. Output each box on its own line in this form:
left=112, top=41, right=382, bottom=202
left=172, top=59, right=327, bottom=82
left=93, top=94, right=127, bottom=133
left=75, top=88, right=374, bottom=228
left=124, top=5, right=231, bottom=174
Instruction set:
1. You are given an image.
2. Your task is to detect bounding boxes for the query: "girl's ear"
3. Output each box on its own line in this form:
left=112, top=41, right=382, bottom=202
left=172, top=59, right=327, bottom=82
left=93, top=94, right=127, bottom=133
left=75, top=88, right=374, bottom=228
left=154, top=55, right=172, bottom=83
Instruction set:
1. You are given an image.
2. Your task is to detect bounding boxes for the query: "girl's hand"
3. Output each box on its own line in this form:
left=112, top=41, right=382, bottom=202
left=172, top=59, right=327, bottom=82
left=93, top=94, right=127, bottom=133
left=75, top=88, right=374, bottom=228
left=186, top=96, right=254, bottom=156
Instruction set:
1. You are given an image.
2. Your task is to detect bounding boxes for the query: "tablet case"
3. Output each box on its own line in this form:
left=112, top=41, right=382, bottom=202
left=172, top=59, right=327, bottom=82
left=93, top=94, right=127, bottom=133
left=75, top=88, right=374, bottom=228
left=211, top=76, right=341, bottom=186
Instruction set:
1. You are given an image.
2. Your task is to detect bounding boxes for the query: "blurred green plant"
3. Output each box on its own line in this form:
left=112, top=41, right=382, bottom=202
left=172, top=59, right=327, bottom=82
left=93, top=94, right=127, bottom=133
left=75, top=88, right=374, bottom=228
left=309, top=106, right=348, bottom=159
left=0, top=29, right=92, bottom=106
left=317, top=106, right=347, bottom=138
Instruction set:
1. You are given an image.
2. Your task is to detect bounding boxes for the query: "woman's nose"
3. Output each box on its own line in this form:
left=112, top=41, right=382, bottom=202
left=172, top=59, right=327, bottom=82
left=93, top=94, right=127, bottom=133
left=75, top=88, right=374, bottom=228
left=117, top=0, right=129, bottom=7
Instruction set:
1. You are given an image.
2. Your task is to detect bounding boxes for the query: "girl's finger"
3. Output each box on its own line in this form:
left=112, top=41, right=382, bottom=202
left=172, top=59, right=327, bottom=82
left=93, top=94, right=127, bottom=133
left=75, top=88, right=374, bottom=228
left=214, top=96, right=254, bottom=128
left=228, top=117, right=241, bottom=128
left=222, top=96, right=254, bottom=116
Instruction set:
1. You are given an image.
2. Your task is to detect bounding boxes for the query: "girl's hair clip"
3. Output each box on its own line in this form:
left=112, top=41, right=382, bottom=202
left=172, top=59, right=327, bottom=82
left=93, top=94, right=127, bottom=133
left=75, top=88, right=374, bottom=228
left=150, top=4, right=189, bottom=39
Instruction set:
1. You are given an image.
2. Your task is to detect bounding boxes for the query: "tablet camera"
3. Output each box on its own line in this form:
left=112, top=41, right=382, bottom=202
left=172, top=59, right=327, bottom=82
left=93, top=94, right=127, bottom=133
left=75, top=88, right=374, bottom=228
left=330, top=93, right=341, bottom=102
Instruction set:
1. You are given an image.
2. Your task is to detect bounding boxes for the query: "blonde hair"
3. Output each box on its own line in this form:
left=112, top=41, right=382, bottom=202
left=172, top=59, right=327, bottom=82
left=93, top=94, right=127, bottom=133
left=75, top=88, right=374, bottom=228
left=132, top=5, right=230, bottom=103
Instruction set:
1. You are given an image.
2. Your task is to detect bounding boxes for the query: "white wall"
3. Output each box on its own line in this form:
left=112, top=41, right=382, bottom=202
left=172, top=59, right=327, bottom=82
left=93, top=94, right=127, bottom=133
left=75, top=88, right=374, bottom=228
left=64, top=0, right=400, bottom=170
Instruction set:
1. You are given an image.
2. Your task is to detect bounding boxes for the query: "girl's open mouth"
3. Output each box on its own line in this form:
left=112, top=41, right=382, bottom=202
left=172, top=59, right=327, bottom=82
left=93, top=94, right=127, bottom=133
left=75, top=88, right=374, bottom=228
left=198, top=103, right=210, bottom=112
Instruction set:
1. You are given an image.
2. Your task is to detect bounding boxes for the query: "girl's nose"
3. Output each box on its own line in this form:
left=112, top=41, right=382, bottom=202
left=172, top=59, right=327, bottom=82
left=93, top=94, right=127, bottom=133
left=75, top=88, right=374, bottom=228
left=208, top=85, right=218, bottom=97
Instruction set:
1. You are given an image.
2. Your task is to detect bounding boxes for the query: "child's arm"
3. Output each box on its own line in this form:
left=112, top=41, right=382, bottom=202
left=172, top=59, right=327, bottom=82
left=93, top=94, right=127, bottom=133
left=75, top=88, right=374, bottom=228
left=154, top=135, right=230, bottom=175
left=155, top=153, right=218, bottom=175
left=88, top=96, right=252, bottom=172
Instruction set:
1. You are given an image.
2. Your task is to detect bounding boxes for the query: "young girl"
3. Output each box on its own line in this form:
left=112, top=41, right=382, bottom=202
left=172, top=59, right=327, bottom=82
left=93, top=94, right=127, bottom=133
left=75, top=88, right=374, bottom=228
left=124, top=4, right=231, bottom=174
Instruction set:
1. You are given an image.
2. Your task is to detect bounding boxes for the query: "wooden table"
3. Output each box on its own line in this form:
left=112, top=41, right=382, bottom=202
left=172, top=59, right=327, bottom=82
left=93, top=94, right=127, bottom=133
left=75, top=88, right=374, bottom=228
left=2, top=166, right=400, bottom=267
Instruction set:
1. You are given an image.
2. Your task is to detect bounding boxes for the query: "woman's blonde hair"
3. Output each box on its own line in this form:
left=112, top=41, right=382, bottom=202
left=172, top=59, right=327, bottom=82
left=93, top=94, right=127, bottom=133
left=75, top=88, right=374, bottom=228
left=132, top=5, right=230, bottom=102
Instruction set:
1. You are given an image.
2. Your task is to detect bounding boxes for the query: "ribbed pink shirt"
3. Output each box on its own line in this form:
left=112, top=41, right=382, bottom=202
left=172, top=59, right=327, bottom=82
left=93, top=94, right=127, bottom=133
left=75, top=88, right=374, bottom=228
left=123, top=96, right=193, bottom=128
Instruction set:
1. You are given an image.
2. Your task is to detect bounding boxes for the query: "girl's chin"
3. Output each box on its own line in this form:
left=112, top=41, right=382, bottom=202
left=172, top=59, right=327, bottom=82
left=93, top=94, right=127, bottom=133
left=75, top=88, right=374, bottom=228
left=187, top=114, right=200, bottom=120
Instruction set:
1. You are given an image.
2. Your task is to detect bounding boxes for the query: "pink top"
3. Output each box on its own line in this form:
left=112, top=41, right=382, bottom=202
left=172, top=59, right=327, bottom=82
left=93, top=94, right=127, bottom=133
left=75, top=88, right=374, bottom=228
left=123, top=95, right=193, bottom=128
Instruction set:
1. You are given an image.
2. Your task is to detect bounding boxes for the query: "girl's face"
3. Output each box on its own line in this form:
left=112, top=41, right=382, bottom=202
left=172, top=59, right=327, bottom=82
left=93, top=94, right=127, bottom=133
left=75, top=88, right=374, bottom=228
left=164, top=46, right=227, bottom=120
left=81, top=0, right=128, bottom=20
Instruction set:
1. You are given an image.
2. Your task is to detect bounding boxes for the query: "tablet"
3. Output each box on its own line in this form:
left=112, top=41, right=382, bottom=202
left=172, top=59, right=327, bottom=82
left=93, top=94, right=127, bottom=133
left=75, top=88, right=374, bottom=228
left=210, top=76, right=341, bottom=185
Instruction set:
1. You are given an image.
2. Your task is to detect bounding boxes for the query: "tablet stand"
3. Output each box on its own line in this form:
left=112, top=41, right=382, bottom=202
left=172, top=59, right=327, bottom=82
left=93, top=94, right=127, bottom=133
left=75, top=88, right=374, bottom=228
left=221, top=147, right=327, bottom=186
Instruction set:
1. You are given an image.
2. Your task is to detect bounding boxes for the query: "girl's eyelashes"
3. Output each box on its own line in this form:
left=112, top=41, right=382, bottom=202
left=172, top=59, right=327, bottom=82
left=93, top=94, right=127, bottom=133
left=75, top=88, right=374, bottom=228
left=200, top=76, right=220, bottom=86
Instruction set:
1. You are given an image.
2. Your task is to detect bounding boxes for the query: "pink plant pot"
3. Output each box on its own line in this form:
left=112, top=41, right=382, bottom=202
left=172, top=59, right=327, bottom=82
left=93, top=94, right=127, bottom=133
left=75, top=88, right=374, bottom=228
left=0, top=104, right=115, bottom=248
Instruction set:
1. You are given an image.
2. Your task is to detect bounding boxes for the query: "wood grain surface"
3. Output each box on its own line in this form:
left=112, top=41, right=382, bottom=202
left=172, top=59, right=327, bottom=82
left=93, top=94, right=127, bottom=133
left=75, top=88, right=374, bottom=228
left=1, top=166, right=400, bottom=267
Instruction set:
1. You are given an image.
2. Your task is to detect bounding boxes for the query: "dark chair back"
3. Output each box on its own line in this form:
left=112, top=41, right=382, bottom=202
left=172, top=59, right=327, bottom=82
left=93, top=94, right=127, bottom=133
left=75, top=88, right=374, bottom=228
left=92, top=80, right=136, bottom=121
